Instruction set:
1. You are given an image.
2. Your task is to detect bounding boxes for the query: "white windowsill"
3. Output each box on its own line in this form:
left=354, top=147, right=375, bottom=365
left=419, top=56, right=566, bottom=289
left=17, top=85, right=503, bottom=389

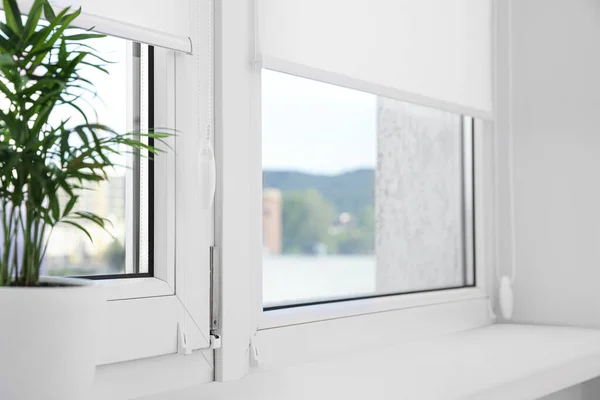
left=205, top=324, right=600, bottom=400
left=364, top=323, right=600, bottom=400
left=91, top=324, right=600, bottom=400
left=91, top=349, right=213, bottom=400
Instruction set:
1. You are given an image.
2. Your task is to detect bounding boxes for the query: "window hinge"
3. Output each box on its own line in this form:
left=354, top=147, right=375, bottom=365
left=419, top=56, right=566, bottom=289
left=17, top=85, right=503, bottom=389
left=180, top=247, right=222, bottom=355
left=210, top=246, right=220, bottom=333
left=210, top=245, right=221, bottom=338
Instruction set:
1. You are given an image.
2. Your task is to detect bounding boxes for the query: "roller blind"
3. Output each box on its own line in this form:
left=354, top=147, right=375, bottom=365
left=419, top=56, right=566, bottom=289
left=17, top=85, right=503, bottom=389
left=258, top=0, right=493, bottom=118
left=5, top=0, right=192, bottom=53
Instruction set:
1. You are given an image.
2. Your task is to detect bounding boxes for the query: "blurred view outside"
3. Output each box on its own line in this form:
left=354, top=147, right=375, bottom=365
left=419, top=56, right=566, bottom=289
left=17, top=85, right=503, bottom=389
left=262, top=70, right=470, bottom=307
left=41, top=36, right=132, bottom=277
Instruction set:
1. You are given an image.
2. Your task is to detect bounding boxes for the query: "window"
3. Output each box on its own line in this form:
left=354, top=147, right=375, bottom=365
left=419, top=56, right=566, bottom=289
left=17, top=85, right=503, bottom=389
left=3, top=26, right=214, bottom=367
left=38, top=37, right=154, bottom=278
left=203, top=0, right=493, bottom=385
left=262, top=70, right=476, bottom=308
left=0, top=2, right=214, bottom=391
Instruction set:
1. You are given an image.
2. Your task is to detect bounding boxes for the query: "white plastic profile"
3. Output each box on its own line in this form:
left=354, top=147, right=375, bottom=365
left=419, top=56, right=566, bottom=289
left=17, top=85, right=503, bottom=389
left=73, top=13, right=193, bottom=54
left=198, top=143, right=216, bottom=209
left=198, top=0, right=216, bottom=210
left=499, top=0, right=517, bottom=322
left=499, top=275, right=514, bottom=320
left=7, top=0, right=193, bottom=53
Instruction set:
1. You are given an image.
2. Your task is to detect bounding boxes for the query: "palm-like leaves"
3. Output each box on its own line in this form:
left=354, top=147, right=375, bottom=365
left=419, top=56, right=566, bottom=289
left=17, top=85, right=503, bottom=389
left=0, top=0, right=168, bottom=286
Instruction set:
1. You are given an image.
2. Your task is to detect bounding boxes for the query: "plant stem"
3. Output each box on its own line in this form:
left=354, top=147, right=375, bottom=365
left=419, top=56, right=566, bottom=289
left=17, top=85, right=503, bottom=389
left=5, top=203, right=17, bottom=283
left=1, top=201, right=8, bottom=285
left=31, top=209, right=41, bottom=284
left=11, top=206, right=20, bottom=284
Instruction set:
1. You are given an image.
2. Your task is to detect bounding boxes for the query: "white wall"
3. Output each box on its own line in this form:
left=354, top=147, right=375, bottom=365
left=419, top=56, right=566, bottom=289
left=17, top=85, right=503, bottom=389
left=507, top=0, right=600, bottom=398
left=509, top=0, right=600, bottom=331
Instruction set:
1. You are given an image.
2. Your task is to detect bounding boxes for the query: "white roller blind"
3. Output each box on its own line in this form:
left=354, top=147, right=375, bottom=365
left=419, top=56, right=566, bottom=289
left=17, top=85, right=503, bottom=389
left=74, top=0, right=191, bottom=52
left=258, top=0, right=493, bottom=118
left=5, top=0, right=192, bottom=53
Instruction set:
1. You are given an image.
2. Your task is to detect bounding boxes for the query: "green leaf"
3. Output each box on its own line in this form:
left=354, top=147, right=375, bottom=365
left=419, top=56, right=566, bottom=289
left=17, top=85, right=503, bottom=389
left=42, top=1, right=56, bottom=22
left=0, top=53, right=15, bottom=67
left=63, top=33, right=106, bottom=41
left=0, top=25, right=18, bottom=51
left=3, top=0, right=23, bottom=34
left=62, top=195, right=78, bottom=217
left=49, top=194, right=60, bottom=221
left=44, top=8, right=80, bottom=48
left=30, top=7, right=70, bottom=58
left=60, top=220, right=93, bottom=242
left=0, top=76, right=16, bottom=101
left=67, top=171, right=104, bottom=182
left=22, top=0, right=45, bottom=40
left=58, top=179, right=74, bottom=197
left=72, top=212, right=114, bottom=238
left=63, top=101, right=90, bottom=125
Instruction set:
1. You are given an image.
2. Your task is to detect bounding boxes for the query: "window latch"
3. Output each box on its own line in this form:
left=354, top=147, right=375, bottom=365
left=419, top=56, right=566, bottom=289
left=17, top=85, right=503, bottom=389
left=210, top=334, right=222, bottom=349
left=249, top=337, right=260, bottom=368
left=177, top=322, right=192, bottom=356
left=178, top=323, right=222, bottom=354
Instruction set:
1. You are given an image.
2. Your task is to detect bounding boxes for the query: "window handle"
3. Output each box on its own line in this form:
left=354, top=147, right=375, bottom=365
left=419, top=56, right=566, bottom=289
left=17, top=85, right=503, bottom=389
left=199, top=141, right=216, bottom=209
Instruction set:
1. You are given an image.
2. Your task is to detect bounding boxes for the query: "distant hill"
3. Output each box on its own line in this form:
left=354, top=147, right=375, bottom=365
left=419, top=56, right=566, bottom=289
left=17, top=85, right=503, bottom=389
left=263, top=169, right=374, bottom=217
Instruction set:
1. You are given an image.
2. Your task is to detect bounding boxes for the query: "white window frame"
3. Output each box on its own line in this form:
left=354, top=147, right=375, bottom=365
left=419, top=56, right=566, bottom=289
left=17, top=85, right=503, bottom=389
left=88, top=43, right=214, bottom=367
left=214, top=0, right=495, bottom=382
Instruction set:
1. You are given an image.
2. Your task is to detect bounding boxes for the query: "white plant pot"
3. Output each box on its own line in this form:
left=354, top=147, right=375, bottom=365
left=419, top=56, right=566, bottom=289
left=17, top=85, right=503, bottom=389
left=0, top=277, right=105, bottom=400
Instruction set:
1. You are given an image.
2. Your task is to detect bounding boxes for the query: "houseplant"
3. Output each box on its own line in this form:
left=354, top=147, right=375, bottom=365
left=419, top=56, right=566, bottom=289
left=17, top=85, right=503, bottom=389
left=0, top=0, right=168, bottom=398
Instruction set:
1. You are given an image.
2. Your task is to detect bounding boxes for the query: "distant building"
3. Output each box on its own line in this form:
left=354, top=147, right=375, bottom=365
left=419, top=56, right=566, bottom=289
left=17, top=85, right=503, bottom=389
left=263, top=189, right=282, bottom=254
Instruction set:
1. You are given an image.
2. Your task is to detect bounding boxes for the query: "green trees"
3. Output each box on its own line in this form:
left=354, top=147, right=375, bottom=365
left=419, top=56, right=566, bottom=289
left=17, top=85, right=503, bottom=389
left=281, top=189, right=335, bottom=254
left=266, top=169, right=376, bottom=256
left=102, top=239, right=126, bottom=273
left=336, top=206, right=374, bottom=254
left=279, top=189, right=375, bottom=255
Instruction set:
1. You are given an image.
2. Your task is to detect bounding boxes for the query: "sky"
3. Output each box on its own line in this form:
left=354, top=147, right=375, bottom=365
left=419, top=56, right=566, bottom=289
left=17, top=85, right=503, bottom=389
left=261, top=70, right=377, bottom=175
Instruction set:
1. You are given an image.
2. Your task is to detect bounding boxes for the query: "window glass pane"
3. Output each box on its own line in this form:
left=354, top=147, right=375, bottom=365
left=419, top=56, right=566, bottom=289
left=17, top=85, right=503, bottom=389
left=0, top=10, right=152, bottom=279
left=262, top=70, right=474, bottom=308
left=38, top=37, right=150, bottom=277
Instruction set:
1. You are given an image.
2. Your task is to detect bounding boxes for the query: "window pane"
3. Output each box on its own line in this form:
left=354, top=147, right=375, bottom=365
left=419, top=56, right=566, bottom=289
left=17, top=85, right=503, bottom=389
left=39, top=37, right=151, bottom=277
left=262, top=70, right=474, bottom=308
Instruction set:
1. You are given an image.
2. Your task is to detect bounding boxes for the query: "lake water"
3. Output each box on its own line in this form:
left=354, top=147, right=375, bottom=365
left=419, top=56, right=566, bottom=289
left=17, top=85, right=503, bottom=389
left=263, top=255, right=376, bottom=307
